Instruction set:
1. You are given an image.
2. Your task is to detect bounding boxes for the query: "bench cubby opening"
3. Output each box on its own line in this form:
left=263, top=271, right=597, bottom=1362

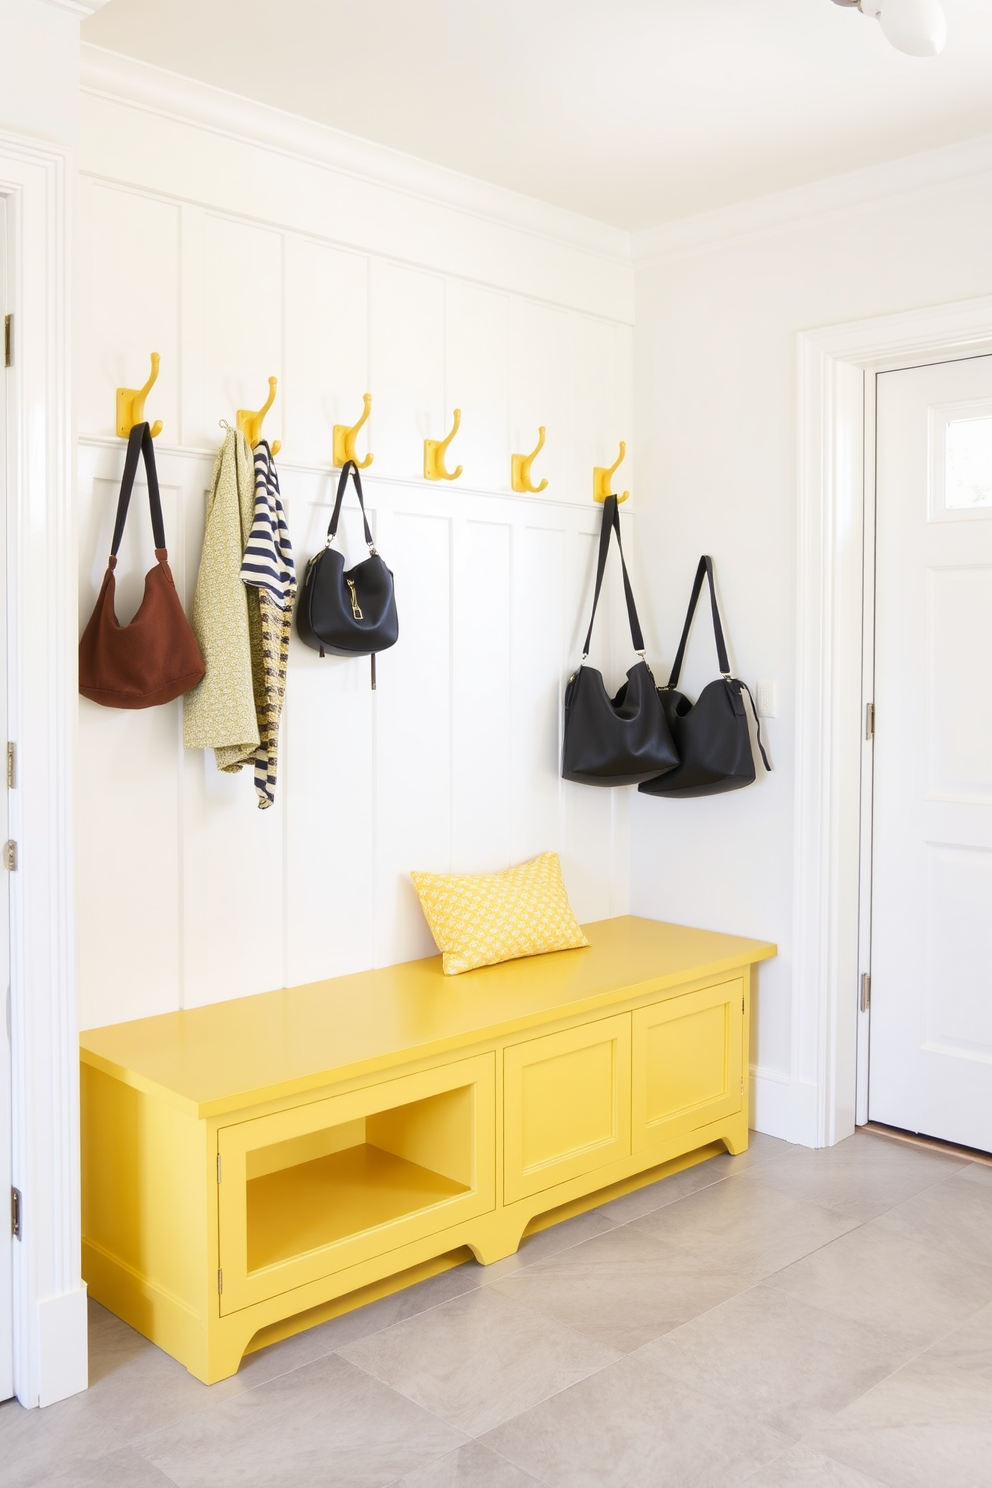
left=244, top=1086, right=476, bottom=1271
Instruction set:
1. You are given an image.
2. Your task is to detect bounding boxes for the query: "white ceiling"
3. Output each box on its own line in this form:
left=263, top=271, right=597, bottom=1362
left=82, top=0, right=992, bottom=231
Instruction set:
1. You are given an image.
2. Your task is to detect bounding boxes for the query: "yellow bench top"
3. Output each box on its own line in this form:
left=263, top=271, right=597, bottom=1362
left=80, top=916, right=775, bottom=1119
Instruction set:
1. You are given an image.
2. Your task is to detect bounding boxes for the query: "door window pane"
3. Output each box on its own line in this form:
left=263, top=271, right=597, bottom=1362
left=945, top=417, right=992, bottom=509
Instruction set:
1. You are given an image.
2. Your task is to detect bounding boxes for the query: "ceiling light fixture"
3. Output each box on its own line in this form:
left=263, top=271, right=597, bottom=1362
left=831, top=0, right=947, bottom=57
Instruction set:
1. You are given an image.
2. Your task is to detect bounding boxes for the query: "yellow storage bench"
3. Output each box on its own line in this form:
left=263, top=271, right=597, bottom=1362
left=80, top=915, right=775, bottom=1383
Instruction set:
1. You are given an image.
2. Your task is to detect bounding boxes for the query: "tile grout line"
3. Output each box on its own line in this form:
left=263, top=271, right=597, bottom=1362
left=88, top=1133, right=988, bottom=1483
left=335, top=1283, right=629, bottom=1442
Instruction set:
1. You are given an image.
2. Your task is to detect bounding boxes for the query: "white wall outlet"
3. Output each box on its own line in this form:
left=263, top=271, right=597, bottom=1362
left=755, top=681, right=778, bottom=719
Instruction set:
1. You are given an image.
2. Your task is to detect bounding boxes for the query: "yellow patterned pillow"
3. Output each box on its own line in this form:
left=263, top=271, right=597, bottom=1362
left=410, top=852, right=589, bottom=976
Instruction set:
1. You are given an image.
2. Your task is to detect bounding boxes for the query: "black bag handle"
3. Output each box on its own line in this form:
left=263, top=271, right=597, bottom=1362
left=668, top=555, right=771, bottom=772
left=325, top=460, right=376, bottom=553
left=667, top=555, right=730, bottom=686
left=581, top=494, right=645, bottom=661
left=110, top=421, right=167, bottom=562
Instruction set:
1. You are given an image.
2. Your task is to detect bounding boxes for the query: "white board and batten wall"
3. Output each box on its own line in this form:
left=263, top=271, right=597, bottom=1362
left=76, top=47, right=635, bottom=1032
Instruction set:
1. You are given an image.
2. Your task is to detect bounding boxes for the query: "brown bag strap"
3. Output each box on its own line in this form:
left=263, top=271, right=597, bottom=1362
left=110, top=422, right=167, bottom=563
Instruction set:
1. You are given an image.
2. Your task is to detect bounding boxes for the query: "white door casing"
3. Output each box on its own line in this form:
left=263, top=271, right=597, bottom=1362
left=0, top=194, right=11, bottom=1405
left=0, top=131, right=85, bottom=1409
left=869, top=356, right=992, bottom=1150
left=796, top=295, right=992, bottom=1149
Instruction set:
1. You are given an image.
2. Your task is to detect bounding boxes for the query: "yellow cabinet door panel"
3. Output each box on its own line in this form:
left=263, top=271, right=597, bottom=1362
left=631, top=979, right=743, bottom=1152
left=503, top=1014, right=631, bottom=1204
left=217, top=1053, right=495, bottom=1314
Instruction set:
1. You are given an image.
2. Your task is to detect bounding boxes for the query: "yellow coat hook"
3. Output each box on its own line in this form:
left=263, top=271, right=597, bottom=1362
left=593, top=441, right=629, bottom=503
left=333, top=393, right=373, bottom=469
left=511, top=426, right=548, bottom=494
left=424, top=408, right=463, bottom=481
left=237, top=377, right=281, bottom=457
left=117, top=352, right=163, bottom=439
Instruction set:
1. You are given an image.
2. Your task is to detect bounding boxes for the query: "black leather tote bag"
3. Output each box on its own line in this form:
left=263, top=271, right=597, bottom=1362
left=297, top=460, right=398, bottom=686
left=638, top=555, right=769, bottom=799
left=562, top=495, right=678, bottom=787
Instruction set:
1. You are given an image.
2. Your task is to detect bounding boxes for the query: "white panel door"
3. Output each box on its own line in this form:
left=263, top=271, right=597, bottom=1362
left=871, top=355, right=992, bottom=1150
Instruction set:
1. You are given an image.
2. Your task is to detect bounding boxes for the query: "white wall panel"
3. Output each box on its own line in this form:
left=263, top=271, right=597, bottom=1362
left=374, top=509, right=452, bottom=964
left=445, top=283, right=510, bottom=492
left=76, top=139, right=633, bottom=1030
left=510, top=525, right=566, bottom=863
left=283, top=237, right=369, bottom=470
left=450, top=520, right=511, bottom=871
left=510, top=301, right=569, bottom=501
left=76, top=449, right=185, bottom=1030
left=370, top=261, right=445, bottom=482
left=180, top=743, right=285, bottom=1009
left=201, top=214, right=283, bottom=449
left=79, top=55, right=635, bottom=325
left=282, top=471, right=377, bottom=987
left=567, top=317, right=623, bottom=506
left=77, top=180, right=181, bottom=444
left=560, top=526, right=618, bottom=924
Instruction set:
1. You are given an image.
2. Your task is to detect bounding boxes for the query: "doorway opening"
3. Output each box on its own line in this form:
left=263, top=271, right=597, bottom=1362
left=859, top=352, right=992, bottom=1156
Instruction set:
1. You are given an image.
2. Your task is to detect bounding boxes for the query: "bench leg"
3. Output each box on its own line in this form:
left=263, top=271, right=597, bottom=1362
left=465, top=1214, right=527, bottom=1268
left=722, top=1115, right=750, bottom=1156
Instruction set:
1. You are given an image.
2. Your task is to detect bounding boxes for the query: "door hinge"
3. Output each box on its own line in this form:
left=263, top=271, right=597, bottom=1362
left=4, top=315, right=11, bottom=368
left=3, top=841, right=16, bottom=872
left=217, top=1268, right=223, bottom=1295
left=216, top=1154, right=222, bottom=1183
left=6, top=743, right=14, bottom=789
left=11, top=1186, right=21, bottom=1239
left=860, top=972, right=871, bottom=1013
left=865, top=702, right=875, bottom=741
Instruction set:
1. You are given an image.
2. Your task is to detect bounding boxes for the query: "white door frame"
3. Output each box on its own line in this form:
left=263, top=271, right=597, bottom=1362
left=0, top=129, right=85, bottom=1407
left=796, top=294, right=992, bottom=1149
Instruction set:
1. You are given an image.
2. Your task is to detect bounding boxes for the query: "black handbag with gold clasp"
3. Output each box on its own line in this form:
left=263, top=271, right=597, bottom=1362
left=296, top=460, right=398, bottom=686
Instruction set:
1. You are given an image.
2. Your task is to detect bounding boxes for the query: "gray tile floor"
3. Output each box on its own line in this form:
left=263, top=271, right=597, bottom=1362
left=5, top=1129, right=992, bottom=1487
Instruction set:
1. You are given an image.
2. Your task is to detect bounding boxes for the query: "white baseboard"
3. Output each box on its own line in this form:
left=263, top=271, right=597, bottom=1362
left=36, top=1286, right=88, bottom=1408
left=750, top=1067, right=819, bottom=1148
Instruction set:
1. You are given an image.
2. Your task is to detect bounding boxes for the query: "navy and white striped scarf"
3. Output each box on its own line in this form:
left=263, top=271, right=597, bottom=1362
left=240, top=442, right=296, bottom=606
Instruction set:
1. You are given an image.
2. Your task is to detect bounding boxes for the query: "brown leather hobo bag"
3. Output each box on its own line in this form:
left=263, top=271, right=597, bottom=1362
left=79, top=422, right=205, bottom=709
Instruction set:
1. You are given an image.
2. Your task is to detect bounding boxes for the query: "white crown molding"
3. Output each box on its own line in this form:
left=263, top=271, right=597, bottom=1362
left=79, top=43, right=630, bottom=270
left=632, top=132, right=992, bottom=266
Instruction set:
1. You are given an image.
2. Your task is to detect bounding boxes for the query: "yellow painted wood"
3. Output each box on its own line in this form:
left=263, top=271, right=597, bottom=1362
left=217, top=1054, right=495, bottom=1314
left=79, top=916, right=775, bottom=1384
left=423, top=407, right=463, bottom=480
left=510, top=426, right=548, bottom=493
left=244, top=1138, right=730, bottom=1357
left=79, top=917, right=774, bottom=1118
left=242, top=1246, right=478, bottom=1355
left=592, top=441, right=629, bottom=503
left=332, top=392, right=374, bottom=469
left=236, top=375, right=281, bottom=456
left=81, top=1062, right=208, bottom=1323
left=503, top=1014, right=631, bottom=1203
left=631, top=978, right=744, bottom=1152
